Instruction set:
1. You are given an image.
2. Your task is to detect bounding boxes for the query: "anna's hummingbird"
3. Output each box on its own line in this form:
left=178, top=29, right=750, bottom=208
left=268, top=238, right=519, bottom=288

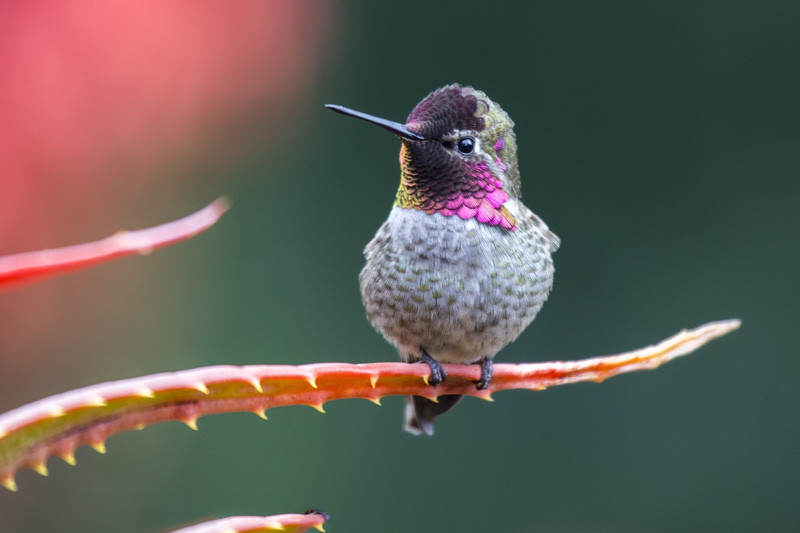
left=326, top=84, right=559, bottom=435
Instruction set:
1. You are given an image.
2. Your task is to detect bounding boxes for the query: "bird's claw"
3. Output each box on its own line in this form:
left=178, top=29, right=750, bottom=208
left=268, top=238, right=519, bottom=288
left=419, top=347, right=446, bottom=386
left=474, top=357, right=493, bottom=390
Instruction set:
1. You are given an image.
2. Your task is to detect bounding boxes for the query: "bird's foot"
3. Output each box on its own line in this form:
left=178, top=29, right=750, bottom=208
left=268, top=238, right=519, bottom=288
left=304, top=509, right=331, bottom=522
left=474, top=357, right=493, bottom=390
left=418, top=347, right=446, bottom=386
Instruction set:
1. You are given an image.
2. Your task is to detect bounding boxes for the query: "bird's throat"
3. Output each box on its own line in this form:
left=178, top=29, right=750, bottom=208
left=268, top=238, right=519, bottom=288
left=394, top=160, right=518, bottom=231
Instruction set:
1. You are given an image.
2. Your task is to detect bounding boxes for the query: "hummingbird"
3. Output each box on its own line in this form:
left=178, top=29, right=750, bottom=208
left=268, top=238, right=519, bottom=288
left=326, top=84, right=559, bottom=435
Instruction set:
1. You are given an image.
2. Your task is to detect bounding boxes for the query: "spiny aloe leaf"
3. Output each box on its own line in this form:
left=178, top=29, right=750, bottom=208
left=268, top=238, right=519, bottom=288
left=0, top=319, right=740, bottom=491
left=169, top=512, right=329, bottom=533
left=0, top=198, right=229, bottom=292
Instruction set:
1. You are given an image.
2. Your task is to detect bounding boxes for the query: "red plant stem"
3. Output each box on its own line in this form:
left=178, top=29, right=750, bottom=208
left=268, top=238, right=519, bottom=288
left=0, top=198, right=230, bottom=292
left=0, top=320, right=740, bottom=491
left=169, top=513, right=328, bottom=533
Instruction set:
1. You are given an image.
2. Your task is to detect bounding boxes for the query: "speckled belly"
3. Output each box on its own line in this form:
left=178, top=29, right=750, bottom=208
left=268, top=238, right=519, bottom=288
left=359, top=204, right=556, bottom=364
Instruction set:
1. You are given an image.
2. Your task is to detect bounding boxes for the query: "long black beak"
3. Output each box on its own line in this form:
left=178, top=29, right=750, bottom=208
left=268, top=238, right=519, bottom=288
left=325, top=104, right=426, bottom=141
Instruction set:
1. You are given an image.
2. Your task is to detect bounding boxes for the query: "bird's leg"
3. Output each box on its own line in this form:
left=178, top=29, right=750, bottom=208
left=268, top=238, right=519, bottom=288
left=418, top=347, right=446, bottom=386
left=474, top=357, right=493, bottom=390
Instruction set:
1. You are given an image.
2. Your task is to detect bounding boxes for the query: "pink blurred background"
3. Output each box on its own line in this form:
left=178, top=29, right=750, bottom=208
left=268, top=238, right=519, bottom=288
left=0, top=1, right=334, bottom=372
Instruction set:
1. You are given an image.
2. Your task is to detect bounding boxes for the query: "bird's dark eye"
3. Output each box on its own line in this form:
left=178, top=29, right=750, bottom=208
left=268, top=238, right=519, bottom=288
left=456, top=136, right=475, bottom=154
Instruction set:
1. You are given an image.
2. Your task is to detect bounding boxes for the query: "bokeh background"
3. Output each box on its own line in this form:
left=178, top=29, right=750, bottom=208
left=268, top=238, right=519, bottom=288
left=1, top=1, right=798, bottom=531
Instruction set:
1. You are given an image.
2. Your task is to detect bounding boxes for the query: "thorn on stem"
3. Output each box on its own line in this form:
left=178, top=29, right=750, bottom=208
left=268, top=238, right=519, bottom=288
left=1, top=474, right=18, bottom=492
left=90, top=441, right=107, bottom=454
left=192, top=382, right=209, bottom=395
left=248, top=378, right=263, bottom=393
left=135, top=387, right=155, bottom=398
left=31, top=460, right=49, bottom=477
left=59, top=450, right=77, bottom=466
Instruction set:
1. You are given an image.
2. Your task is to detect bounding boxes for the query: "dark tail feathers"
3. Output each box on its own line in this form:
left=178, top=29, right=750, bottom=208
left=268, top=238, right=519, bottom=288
left=404, top=394, right=463, bottom=436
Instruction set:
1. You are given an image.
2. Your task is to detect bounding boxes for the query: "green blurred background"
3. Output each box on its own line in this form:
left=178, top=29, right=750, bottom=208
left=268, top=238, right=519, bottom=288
left=1, top=1, right=798, bottom=531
